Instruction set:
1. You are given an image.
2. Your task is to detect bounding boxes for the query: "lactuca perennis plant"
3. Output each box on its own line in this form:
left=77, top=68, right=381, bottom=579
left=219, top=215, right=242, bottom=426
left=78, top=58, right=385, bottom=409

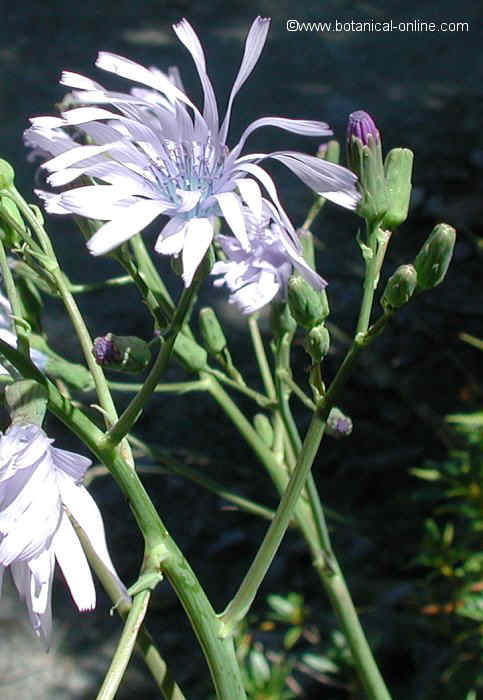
left=0, top=15, right=458, bottom=700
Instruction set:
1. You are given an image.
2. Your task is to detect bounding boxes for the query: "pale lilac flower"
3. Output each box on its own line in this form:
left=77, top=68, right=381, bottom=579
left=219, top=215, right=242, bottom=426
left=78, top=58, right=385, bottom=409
left=25, top=17, right=359, bottom=286
left=212, top=209, right=325, bottom=314
left=0, top=423, right=128, bottom=642
left=0, top=292, right=47, bottom=375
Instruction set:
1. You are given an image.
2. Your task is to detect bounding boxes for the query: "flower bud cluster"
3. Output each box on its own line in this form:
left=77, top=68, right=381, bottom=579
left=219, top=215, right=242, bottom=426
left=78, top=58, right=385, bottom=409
left=347, top=111, right=413, bottom=228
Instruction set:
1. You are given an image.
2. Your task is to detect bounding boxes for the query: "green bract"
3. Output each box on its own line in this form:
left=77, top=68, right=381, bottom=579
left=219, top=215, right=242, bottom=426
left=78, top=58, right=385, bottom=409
left=414, top=223, right=456, bottom=290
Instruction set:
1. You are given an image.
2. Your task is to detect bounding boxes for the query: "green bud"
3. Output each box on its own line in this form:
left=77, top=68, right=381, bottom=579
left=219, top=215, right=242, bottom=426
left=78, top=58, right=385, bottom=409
left=303, top=323, right=330, bottom=363
left=287, top=276, right=329, bottom=329
left=414, top=223, right=456, bottom=290
left=382, top=148, right=414, bottom=229
left=173, top=333, right=207, bottom=372
left=92, top=333, right=151, bottom=373
left=380, top=264, right=418, bottom=310
left=199, top=307, right=226, bottom=355
left=5, top=379, right=48, bottom=427
left=0, top=159, right=15, bottom=189
left=253, top=413, right=274, bottom=448
left=269, top=302, right=296, bottom=338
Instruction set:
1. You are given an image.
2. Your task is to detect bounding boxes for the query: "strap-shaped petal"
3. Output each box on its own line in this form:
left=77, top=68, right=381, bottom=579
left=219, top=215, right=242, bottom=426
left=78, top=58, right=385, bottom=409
left=182, top=217, right=214, bottom=286
left=219, top=16, right=270, bottom=143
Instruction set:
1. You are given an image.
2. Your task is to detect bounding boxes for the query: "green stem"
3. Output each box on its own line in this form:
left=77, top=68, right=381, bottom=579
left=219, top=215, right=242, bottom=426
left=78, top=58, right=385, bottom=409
left=0, top=339, right=246, bottom=700
left=356, top=221, right=386, bottom=335
left=97, top=591, right=151, bottom=700
left=109, top=379, right=209, bottom=394
left=204, top=367, right=273, bottom=408
left=248, top=315, right=276, bottom=398
left=102, top=280, right=201, bottom=449
left=129, top=234, right=175, bottom=316
left=68, top=275, right=133, bottom=293
left=219, top=413, right=326, bottom=634
left=0, top=237, right=30, bottom=358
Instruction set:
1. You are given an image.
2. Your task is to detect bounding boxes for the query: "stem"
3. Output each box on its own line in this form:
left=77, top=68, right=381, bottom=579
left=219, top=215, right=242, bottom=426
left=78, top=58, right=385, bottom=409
left=109, top=379, right=209, bottom=394
left=102, top=280, right=201, bottom=449
left=219, top=413, right=326, bottom=633
left=0, top=237, right=30, bottom=358
left=68, top=274, right=133, bottom=293
left=248, top=315, right=276, bottom=398
left=97, top=591, right=151, bottom=700
left=204, top=367, right=273, bottom=408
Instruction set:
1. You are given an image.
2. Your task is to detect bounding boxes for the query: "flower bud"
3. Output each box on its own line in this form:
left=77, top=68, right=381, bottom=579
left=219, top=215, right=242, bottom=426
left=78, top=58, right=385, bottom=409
left=303, top=323, right=330, bottom=363
left=92, top=333, right=151, bottom=373
left=382, top=148, right=414, bottom=229
left=0, top=159, right=15, bottom=189
left=346, top=111, right=388, bottom=223
left=287, top=276, right=329, bottom=330
left=326, top=407, right=353, bottom=438
left=199, top=307, right=226, bottom=355
left=414, top=223, right=456, bottom=290
left=173, top=333, right=207, bottom=372
left=5, top=380, right=48, bottom=427
left=269, top=302, right=296, bottom=338
left=380, top=264, right=417, bottom=310
left=253, top=413, right=274, bottom=448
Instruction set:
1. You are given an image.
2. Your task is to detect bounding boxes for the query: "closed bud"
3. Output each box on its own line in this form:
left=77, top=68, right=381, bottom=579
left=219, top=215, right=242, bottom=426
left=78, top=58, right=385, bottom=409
left=346, top=111, right=388, bottom=223
left=5, top=380, right=48, bottom=427
left=414, top=223, right=456, bottom=290
left=173, top=333, right=207, bottom=372
left=92, top=333, right=151, bottom=373
left=253, top=413, right=274, bottom=448
left=287, top=276, right=329, bottom=330
left=0, top=159, right=15, bottom=189
left=303, top=323, right=330, bottom=363
left=382, top=148, right=414, bottom=229
left=380, top=264, right=417, bottom=310
left=326, top=407, right=353, bottom=439
left=270, top=302, right=297, bottom=338
left=199, top=307, right=226, bottom=355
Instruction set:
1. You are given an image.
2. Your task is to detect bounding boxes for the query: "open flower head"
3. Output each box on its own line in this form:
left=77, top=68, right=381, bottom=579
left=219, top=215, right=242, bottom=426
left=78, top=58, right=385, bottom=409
left=212, top=206, right=325, bottom=314
left=25, top=17, right=359, bottom=286
left=0, top=423, right=128, bottom=643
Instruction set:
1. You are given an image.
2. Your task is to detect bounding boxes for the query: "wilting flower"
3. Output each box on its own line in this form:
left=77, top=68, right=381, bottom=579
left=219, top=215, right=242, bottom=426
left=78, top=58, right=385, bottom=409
left=0, top=423, right=128, bottom=642
left=212, top=208, right=325, bottom=314
left=25, top=17, right=359, bottom=285
left=0, top=292, right=47, bottom=375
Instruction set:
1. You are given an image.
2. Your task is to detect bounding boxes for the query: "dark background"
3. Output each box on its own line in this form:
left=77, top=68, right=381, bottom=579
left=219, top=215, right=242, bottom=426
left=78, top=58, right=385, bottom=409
left=0, top=1, right=482, bottom=698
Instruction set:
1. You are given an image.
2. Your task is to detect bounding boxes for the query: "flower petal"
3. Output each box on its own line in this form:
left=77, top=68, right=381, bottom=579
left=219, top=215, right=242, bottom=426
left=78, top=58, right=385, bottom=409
left=231, top=117, right=332, bottom=161
left=182, top=217, right=214, bottom=286
left=87, top=199, right=169, bottom=255
left=51, top=447, right=91, bottom=482
left=57, top=474, right=129, bottom=603
left=219, top=16, right=271, bottom=143
left=173, top=19, right=219, bottom=136
left=235, top=178, right=262, bottom=220
left=211, top=192, right=249, bottom=249
left=155, top=218, right=187, bottom=255
left=53, top=512, right=96, bottom=611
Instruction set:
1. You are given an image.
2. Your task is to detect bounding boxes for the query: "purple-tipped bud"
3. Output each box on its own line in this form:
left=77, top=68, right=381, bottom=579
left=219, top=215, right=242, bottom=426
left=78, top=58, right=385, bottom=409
left=347, top=110, right=380, bottom=146
left=326, top=407, right=353, bottom=439
left=93, top=334, right=121, bottom=366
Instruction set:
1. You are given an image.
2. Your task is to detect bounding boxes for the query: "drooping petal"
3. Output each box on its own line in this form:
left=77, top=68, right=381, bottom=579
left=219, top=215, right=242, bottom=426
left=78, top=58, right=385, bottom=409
left=53, top=512, right=96, bottom=611
left=53, top=186, right=140, bottom=220
left=87, top=199, right=170, bottom=255
left=51, top=447, right=91, bottom=482
left=219, top=16, right=271, bottom=143
left=182, top=217, right=214, bottom=286
left=210, top=192, right=248, bottom=249
left=266, top=152, right=360, bottom=210
left=235, top=177, right=262, bottom=220
left=57, top=473, right=129, bottom=603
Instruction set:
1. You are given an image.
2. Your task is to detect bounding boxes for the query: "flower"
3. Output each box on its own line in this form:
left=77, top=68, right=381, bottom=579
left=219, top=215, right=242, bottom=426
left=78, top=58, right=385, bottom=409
left=25, top=17, right=359, bottom=286
left=212, top=208, right=325, bottom=314
left=0, top=423, right=128, bottom=642
left=0, top=292, right=47, bottom=375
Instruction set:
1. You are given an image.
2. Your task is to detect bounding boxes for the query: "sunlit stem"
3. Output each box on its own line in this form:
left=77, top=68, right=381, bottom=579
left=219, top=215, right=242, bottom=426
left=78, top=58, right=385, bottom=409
left=0, top=237, right=30, bottom=358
